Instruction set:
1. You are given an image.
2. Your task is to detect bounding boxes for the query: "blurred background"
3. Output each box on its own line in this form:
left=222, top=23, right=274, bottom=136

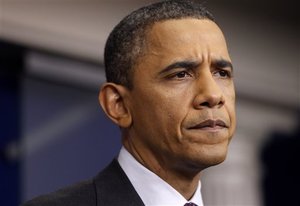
left=0, top=0, right=298, bottom=205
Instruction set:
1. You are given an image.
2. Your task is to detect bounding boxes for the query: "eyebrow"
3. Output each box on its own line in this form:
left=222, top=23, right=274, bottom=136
left=159, top=58, right=233, bottom=76
left=159, top=60, right=201, bottom=75
left=213, top=59, right=233, bottom=71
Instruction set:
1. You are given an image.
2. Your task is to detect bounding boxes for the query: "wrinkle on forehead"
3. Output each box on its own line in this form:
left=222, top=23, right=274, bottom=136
left=144, top=18, right=230, bottom=61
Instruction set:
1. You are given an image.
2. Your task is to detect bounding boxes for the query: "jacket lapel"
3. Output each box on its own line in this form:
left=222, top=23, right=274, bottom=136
left=93, top=159, right=145, bottom=206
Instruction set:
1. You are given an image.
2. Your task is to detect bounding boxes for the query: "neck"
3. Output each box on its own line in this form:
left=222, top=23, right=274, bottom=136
left=123, top=140, right=202, bottom=200
left=159, top=167, right=201, bottom=200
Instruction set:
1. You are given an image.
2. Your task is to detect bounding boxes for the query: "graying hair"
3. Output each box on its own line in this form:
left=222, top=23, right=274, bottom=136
left=104, top=0, right=215, bottom=89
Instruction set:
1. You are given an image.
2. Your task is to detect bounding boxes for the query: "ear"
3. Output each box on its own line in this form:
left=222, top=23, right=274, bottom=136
left=99, top=83, right=132, bottom=128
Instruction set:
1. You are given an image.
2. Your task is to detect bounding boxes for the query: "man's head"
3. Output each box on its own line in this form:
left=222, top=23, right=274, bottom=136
left=100, top=0, right=236, bottom=174
left=104, top=0, right=215, bottom=89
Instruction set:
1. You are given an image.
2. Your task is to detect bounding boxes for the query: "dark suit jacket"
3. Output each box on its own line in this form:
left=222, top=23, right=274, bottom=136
left=22, top=159, right=145, bottom=206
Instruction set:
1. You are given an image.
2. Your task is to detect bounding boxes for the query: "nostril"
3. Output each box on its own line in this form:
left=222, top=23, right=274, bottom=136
left=194, top=92, right=225, bottom=109
left=200, top=102, right=210, bottom=107
left=199, top=98, right=224, bottom=108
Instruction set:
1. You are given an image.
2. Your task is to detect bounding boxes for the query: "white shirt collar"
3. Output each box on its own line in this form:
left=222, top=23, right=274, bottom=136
left=118, top=146, right=204, bottom=206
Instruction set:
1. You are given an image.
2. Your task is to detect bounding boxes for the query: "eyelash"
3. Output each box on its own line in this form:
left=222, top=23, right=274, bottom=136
left=174, top=71, right=192, bottom=78
left=167, top=70, right=192, bottom=80
left=213, top=70, right=232, bottom=78
left=166, top=69, right=232, bottom=81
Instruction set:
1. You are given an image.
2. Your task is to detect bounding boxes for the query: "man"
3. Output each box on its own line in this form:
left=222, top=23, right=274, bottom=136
left=22, top=0, right=236, bottom=205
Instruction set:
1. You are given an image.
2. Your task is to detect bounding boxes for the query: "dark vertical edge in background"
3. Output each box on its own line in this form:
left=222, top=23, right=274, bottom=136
left=260, top=112, right=300, bottom=206
left=0, top=40, right=26, bottom=206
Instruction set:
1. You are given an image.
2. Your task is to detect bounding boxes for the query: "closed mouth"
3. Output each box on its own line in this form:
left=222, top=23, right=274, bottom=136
left=189, top=119, right=228, bottom=130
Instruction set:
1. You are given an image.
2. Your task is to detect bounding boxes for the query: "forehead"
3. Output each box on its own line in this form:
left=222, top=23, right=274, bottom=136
left=143, top=18, right=230, bottom=60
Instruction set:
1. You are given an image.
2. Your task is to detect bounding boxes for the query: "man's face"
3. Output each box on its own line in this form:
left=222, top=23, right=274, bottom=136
left=126, top=19, right=236, bottom=171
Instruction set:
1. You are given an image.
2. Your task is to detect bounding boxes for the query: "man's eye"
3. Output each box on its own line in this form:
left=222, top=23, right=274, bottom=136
left=174, top=71, right=191, bottom=78
left=214, top=70, right=231, bottom=78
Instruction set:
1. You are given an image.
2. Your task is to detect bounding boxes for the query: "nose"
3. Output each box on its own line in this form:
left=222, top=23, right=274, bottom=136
left=193, top=71, right=225, bottom=109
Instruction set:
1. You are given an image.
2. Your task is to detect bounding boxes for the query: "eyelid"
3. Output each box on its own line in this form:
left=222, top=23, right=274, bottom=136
left=166, top=69, right=193, bottom=79
left=213, top=69, right=233, bottom=78
left=159, top=60, right=201, bottom=76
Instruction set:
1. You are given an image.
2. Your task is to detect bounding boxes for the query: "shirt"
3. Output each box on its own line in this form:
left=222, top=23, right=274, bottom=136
left=118, top=147, right=204, bottom=206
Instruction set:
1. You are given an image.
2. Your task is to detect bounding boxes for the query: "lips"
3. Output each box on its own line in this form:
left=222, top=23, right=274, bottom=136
left=189, top=119, right=228, bottom=130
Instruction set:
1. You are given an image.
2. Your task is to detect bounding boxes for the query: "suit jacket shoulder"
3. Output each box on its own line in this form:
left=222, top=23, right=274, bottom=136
left=21, top=159, right=144, bottom=206
left=22, top=177, right=96, bottom=206
left=94, top=159, right=144, bottom=205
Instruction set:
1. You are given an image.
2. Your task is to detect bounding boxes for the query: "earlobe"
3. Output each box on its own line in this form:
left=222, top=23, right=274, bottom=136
left=99, top=83, right=132, bottom=128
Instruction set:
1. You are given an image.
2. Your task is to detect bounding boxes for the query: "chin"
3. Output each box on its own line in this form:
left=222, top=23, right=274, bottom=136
left=190, top=144, right=229, bottom=170
left=202, top=153, right=227, bottom=167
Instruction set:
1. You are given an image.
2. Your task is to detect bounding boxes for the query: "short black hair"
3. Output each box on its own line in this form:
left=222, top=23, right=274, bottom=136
left=104, top=0, right=215, bottom=89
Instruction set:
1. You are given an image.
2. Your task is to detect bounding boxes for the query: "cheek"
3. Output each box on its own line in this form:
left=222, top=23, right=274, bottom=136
left=141, top=88, right=191, bottom=137
left=160, top=87, right=192, bottom=114
left=155, top=93, right=186, bottom=127
left=224, top=85, right=236, bottom=134
left=159, top=90, right=195, bottom=144
left=219, top=81, right=235, bottom=107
